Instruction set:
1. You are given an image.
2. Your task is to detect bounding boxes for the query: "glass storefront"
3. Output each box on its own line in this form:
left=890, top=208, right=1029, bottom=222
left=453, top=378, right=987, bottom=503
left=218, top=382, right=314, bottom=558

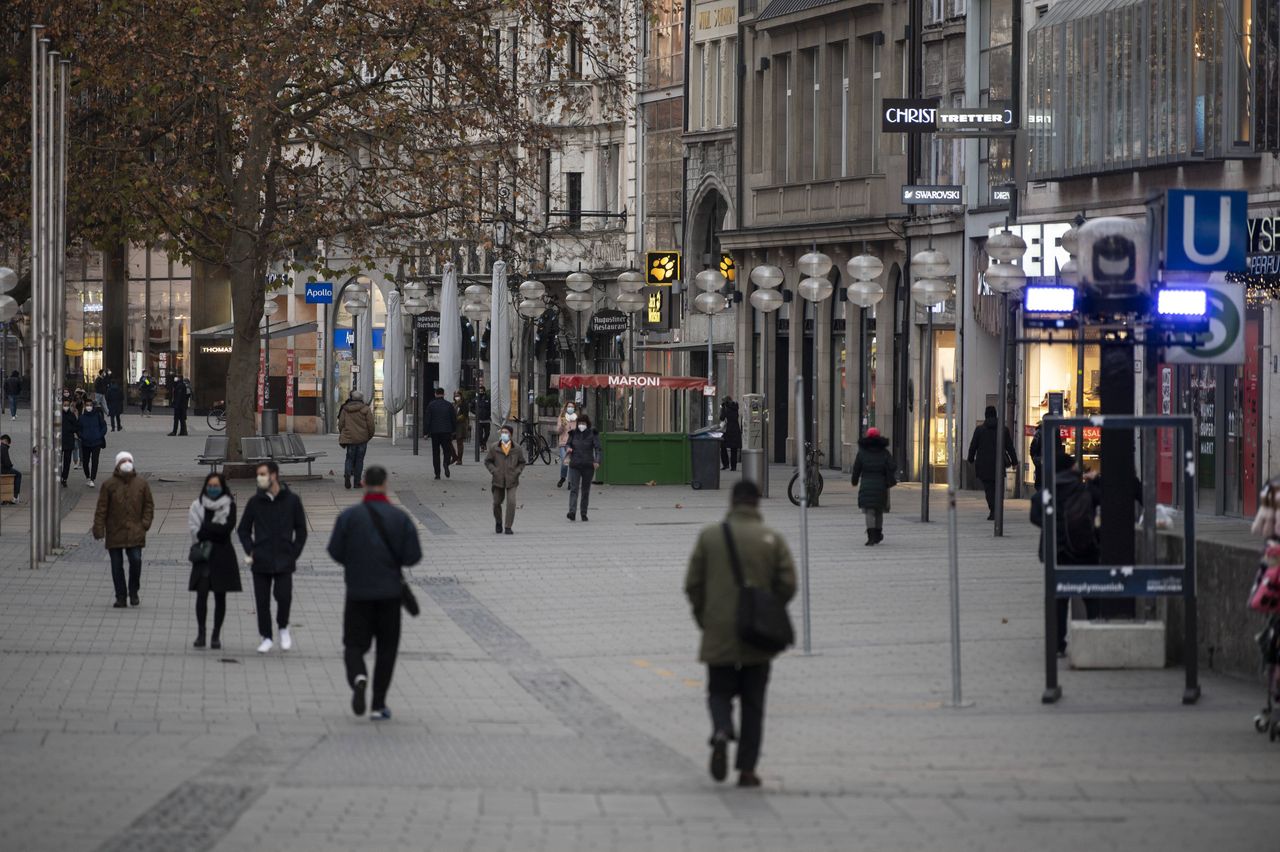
left=1021, top=337, right=1103, bottom=480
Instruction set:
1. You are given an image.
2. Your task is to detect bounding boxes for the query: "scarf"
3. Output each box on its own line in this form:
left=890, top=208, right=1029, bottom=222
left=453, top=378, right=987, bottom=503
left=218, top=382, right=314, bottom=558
left=189, top=494, right=233, bottom=542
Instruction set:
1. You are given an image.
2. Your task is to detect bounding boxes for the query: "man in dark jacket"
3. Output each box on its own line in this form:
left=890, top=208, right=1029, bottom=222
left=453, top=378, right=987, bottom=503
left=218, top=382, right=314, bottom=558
left=105, top=378, right=124, bottom=432
left=3, top=370, right=19, bottom=419
left=564, top=414, right=602, bottom=522
left=237, top=461, right=308, bottom=654
left=423, top=387, right=456, bottom=480
left=337, top=389, right=376, bottom=489
left=137, top=371, right=156, bottom=416
left=685, top=481, right=797, bottom=788
left=93, top=369, right=109, bottom=410
left=168, top=375, right=191, bottom=436
left=78, top=399, right=109, bottom=486
left=59, top=400, right=79, bottom=486
left=484, top=423, right=527, bottom=534
left=327, top=465, right=422, bottom=720
left=473, top=383, right=492, bottom=447
left=967, top=405, right=1018, bottom=520
left=92, top=451, right=154, bottom=607
left=718, top=396, right=742, bottom=471
left=1030, top=448, right=1101, bottom=655
left=0, top=434, right=20, bottom=502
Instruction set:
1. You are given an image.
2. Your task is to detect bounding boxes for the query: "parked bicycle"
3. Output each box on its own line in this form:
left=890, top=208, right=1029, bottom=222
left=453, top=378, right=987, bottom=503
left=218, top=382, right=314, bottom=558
left=511, top=416, right=553, bottom=465
left=788, top=441, right=825, bottom=506
left=206, top=401, right=226, bottom=432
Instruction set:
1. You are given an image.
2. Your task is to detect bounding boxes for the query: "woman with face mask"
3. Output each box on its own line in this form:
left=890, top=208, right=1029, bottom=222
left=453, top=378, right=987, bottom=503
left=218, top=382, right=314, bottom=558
left=78, top=398, right=109, bottom=487
left=564, top=414, right=602, bottom=522
left=556, top=401, right=579, bottom=488
left=60, top=400, right=79, bottom=486
left=187, top=473, right=242, bottom=649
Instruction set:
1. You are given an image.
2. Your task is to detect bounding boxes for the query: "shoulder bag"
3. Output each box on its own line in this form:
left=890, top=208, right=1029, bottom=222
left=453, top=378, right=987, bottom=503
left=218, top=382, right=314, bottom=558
left=721, top=522, right=794, bottom=653
left=188, top=540, right=213, bottom=564
left=363, top=503, right=420, bottom=617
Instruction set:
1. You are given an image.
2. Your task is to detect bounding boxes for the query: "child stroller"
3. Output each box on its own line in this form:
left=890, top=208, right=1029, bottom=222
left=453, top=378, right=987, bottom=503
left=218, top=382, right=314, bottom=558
left=1249, top=478, right=1280, bottom=740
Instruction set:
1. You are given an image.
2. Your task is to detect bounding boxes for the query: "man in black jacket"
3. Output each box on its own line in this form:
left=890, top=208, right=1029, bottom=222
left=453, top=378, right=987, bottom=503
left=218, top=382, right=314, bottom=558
left=0, top=434, right=20, bottom=502
left=423, top=387, right=456, bottom=480
left=237, top=461, right=308, bottom=654
left=967, top=405, right=1018, bottom=520
left=327, top=465, right=422, bottom=720
left=168, top=375, right=191, bottom=436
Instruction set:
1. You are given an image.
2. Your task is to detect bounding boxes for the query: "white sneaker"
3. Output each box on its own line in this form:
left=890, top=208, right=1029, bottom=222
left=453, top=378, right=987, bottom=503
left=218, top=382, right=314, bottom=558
left=87, top=480, right=94, bottom=488
left=279, top=628, right=292, bottom=651
left=256, top=638, right=273, bottom=654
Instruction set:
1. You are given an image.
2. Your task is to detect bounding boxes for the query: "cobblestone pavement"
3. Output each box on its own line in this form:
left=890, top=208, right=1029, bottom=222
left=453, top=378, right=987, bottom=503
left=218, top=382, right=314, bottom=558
left=0, top=410, right=1276, bottom=851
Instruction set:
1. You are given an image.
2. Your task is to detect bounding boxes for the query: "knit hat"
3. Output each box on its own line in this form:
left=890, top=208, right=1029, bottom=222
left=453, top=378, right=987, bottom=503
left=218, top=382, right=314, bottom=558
left=866, top=427, right=881, bottom=439
left=115, top=451, right=134, bottom=467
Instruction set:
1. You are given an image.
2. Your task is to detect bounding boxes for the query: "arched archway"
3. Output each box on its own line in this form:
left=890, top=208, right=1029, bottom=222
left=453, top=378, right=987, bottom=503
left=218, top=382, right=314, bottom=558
left=685, top=179, right=734, bottom=275
left=330, top=276, right=389, bottom=433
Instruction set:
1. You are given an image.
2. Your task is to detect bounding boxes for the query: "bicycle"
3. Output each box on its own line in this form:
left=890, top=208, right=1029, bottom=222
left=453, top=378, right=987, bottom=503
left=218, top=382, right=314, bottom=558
left=206, top=401, right=226, bottom=432
left=788, top=442, right=825, bottom=507
left=511, top=416, right=553, bottom=465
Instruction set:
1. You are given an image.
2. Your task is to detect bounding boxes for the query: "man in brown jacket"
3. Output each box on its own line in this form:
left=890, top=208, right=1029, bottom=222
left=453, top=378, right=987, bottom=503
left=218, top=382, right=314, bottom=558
left=483, top=423, right=526, bottom=534
left=337, top=390, right=376, bottom=489
left=684, top=480, right=797, bottom=788
left=92, top=451, right=155, bottom=608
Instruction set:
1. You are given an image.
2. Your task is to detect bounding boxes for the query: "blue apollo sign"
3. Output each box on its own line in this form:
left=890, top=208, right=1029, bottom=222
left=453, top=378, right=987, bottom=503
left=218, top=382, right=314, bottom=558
left=333, top=328, right=384, bottom=351
left=304, top=282, right=334, bottom=304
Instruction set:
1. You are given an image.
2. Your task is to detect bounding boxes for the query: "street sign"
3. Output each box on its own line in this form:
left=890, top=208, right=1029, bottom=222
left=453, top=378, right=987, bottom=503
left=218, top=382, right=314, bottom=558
left=902, top=185, right=962, bottom=205
left=590, top=309, right=629, bottom=335
left=1165, top=279, right=1245, bottom=365
left=1165, top=189, right=1248, bottom=272
left=304, top=282, right=334, bottom=303
left=881, top=98, right=939, bottom=132
left=646, top=251, right=681, bottom=285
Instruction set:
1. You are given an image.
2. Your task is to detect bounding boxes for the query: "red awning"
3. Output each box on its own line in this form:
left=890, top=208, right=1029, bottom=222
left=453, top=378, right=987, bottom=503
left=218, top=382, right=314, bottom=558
left=552, top=373, right=708, bottom=390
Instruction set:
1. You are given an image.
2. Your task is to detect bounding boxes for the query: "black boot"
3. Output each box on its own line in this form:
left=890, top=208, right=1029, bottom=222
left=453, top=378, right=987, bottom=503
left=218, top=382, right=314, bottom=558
left=865, top=529, right=876, bottom=546
left=873, top=528, right=884, bottom=544
left=194, top=631, right=206, bottom=648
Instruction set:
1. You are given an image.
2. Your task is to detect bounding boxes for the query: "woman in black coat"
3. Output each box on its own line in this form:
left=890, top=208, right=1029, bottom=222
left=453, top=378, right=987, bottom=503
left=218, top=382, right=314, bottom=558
left=851, top=427, right=897, bottom=546
left=186, top=472, right=242, bottom=649
left=718, top=396, right=742, bottom=471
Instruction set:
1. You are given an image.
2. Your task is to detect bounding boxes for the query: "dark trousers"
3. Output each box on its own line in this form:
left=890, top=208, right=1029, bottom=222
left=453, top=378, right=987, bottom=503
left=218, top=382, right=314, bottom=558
left=707, top=663, right=771, bottom=773
left=492, top=485, right=517, bottom=528
left=567, top=466, right=593, bottom=516
left=453, top=436, right=465, bottom=464
left=140, top=397, right=152, bottom=414
left=61, top=448, right=74, bottom=483
left=171, top=409, right=187, bottom=435
left=82, top=447, right=101, bottom=481
left=344, top=598, right=402, bottom=711
left=196, top=590, right=227, bottom=637
left=720, top=445, right=739, bottom=471
left=344, top=443, right=368, bottom=484
left=478, top=422, right=491, bottom=446
left=252, top=572, right=293, bottom=639
left=4, top=468, right=20, bottom=498
left=980, top=478, right=996, bottom=514
left=109, top=413, right=122, bottom=431
left=430, top=433, right=452, bottom=476
left=108, top=547, right=143, bottom=598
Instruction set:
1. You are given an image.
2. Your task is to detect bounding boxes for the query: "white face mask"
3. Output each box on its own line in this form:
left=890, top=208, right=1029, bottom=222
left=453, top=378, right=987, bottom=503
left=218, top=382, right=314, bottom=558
left=119, top=462, right=134, bottom=474
left=500, top=433, right=511, bottom=444
left=577, top=424, right=587, bottom=432
left=256, top=473, right=272, bottom=490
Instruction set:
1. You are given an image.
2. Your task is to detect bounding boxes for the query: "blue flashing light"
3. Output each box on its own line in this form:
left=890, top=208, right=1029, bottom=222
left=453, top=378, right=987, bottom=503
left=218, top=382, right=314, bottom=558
left=1155, top=288, right=1208, bottom=317
left=1024, top=285, right=1076, bottom=314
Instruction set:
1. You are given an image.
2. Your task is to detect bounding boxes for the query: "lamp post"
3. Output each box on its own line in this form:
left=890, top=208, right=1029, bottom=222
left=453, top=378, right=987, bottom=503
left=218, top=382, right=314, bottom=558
left=748, top=265, right=784, bottom=495
left=693, top=268, right=728, bottom=426
left=615, top=270, right=647, bottom=431
left=910, top=248, right=955, bottom=523
left=846, top=252, right=886, bottom=434
left=796, top=249, right=834, bottom=482
left=402, top=279, right=429, bottom=455
left=518, top=279, right=549, bottom=432
left=564, top=271, right=594, bottom=418
left=342, top=283, right=370, bottom=413
left=261, top=297, right=279, bottom=411
left=461, top=285, right=491, bottom=462
left=983, top=230, right=1029, bottom=536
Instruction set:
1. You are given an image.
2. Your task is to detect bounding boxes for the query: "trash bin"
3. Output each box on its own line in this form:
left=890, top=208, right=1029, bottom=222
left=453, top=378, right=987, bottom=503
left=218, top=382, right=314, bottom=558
left=259, top=409, right=279, bottom=436
left=689, top=427, right=723, bottom=490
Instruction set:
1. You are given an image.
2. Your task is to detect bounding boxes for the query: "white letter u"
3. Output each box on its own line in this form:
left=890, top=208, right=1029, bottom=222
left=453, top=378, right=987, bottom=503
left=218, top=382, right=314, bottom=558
left=1182, top=196, right=1233, bottom=266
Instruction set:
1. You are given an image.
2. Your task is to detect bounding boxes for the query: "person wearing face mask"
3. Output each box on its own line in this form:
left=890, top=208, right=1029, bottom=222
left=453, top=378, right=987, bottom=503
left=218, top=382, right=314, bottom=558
left=564, top=414, right=602, bottom=522
left=92, top=451, right=155, bottom=608
left=556, top=401, right=578, bottom=488
left=484, top=423, right=527, bottom=534
left=237, top=461, right=309, bottom=654
left=187, top=473, right=241, bottom=649
left=60, top=400, right=79, bottom=486
left=78, top=397, right=109, bottom=487
left=452, top=391, right=470, bottom=465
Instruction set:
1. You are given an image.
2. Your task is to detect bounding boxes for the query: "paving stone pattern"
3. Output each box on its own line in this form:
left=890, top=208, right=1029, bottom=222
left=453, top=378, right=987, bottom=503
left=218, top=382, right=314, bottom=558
left=0, top=410, right=1275, bottom=851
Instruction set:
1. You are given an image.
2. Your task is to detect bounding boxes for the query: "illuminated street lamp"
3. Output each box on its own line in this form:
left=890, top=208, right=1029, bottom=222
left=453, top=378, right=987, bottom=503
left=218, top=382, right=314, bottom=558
left=910, top=249, right=956, bottom=522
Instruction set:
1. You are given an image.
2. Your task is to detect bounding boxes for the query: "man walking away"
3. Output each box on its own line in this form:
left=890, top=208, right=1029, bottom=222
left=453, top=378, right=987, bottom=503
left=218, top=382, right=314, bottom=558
left=0, top=434, right=21, bottom=503
left=78, top=398, right=109, bottom=487
left=564, top=414, right=602, bottom=522
left=337, top=389, right=376, bottom=489
left=4, top=370, right=19, bottom=419
left=327, top=465, right=422, bottom=721
left=484, top=423, right=526, bottom=534
left=474, top=383, right=492, bottom=447
left=105, top=376, right=124, bottom=432
left=967, top=404, right=1018, bottom=520
left=92, top=451, right=154, bottom=608
left=424, top=387, right=456, bottom=480
left=138, top=371, right=156, bottom=416
left=59, top=399, right=78, bottom=486
left=237, top=461, right=308, bottom=654
left=685, top=481, right=797, bottom=788
left=719, top=396, right=742, bottom=472
left=169, top=374, right=191, bottom=436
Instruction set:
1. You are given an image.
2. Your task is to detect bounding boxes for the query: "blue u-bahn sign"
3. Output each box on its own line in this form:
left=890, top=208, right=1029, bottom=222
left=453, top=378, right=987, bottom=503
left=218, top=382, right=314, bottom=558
left=1165, top=189, right=1247, bottom=273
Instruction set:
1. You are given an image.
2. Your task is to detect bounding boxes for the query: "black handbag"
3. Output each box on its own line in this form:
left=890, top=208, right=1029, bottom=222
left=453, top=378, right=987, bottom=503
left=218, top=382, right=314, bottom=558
left=188, top=540, right=213, bottom=564
left=363, top=503, right=420, bottom=617
left=722, top=522, right=794, bottom=653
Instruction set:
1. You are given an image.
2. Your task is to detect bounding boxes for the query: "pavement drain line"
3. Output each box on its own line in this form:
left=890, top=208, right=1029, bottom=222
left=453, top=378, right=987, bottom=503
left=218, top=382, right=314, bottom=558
left=395, top=488, right=455, bottom=535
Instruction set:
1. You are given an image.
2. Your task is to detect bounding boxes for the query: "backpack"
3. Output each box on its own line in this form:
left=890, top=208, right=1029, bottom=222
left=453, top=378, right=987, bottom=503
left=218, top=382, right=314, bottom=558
left=1056, top=479, right=1098, bottom=563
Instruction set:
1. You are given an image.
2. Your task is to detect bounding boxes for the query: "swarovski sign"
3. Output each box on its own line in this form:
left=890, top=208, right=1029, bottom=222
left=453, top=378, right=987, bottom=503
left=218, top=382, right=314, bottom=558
left=902, top=185, right=963, bottom=204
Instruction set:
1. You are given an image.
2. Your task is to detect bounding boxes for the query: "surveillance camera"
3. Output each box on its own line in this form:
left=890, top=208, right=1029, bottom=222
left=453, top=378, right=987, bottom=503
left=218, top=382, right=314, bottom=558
left=1076, top=217, right=1149, bottom=294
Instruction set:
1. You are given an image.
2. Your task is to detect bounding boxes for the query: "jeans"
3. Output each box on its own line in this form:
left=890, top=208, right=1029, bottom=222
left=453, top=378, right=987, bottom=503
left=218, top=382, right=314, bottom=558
left=567, top=467, right=593, bottom=517
left=140, top=396, right=152, bottom=414
left=429, top=433, right=452, bottom=477
left=720, top=445, right=739, bottom=471
left=252, top=573, right=293, bottom=639
left=82, top=447, right=101, bottom=481
left=707, top=663, right=771, bottom=773
left=344, top=442, right=368, bottom=485
left=558, top=445, right=568, bottom=480
left=4, top=469, right=20, bottom=499
left=344, top=598, right=402, bottom=711
left=7, top=395, right=15, bottom=417
left=492, top=485, right=517, bottom=528
left=109, top=547, right=143, bottom=598
left=864, top=509, right=883, bottom=531
left=478, top=422, right=491, bottom=446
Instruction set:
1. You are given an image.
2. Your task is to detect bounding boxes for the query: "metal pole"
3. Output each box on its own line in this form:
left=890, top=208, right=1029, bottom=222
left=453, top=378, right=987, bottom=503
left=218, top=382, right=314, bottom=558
left=994, top=292, right=1009, bottom=536
left=52, top=55, right=67, bottom=550
left=263, top=315, right=270, bottom=409
left=411, top=324, right=419, bottom=455
left=944, top=380, right=964, bottom=706
left=1074, top=332, right=1085, bottom=469
left=794, top=375, right=811, bottom=654
left=42, top=44, right=55, bottom=557
left=920, top=308, right=933, bottom=522
left=761, top=310, right=769, bottom=498
left=30, top=30, right=46, bottom=568
left=707, top=318, right=714, bottom=426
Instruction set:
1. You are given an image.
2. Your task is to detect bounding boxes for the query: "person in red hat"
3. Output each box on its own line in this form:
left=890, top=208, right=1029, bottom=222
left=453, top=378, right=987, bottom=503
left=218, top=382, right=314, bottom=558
left=851, top=427, right=896, bottom=545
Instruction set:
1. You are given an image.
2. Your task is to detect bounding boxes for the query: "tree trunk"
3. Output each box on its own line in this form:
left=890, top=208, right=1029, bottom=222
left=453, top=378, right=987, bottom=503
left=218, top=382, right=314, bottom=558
left=224, top=234, right=264, bottom=462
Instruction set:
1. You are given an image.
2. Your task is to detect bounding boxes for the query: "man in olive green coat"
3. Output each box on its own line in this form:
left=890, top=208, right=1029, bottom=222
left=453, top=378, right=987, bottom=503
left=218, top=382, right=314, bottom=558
left=684, top=480, right=797, bottom=788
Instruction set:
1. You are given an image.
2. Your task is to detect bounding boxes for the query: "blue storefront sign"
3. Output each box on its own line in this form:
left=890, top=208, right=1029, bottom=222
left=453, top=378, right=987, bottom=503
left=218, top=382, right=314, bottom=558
left=304, top=282, right=335, bottom=304
left=1165, top=189, right=1247, bottom=272
left=333, top=327, right=384, bottom=350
